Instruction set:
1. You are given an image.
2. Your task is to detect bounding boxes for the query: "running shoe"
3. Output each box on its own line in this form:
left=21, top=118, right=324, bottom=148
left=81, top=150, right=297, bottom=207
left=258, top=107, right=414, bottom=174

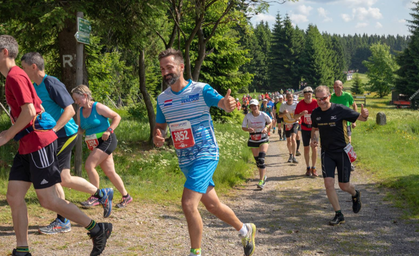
left=311, top=168, right=318, bottom=177
left=116, top=194, right=133, bottom=208
left=89, top=222, right=113, bottom=256
left=8, top=249, right=32, bottom=256
left=268, top=132, right=271, bottom=136
left=240, top=223, right=256, bottom=256
left=98, top=188, right=114, bottom=218
left=329, top=213, right=345, bottom=226
left=352, top=190, right=362, bottom=213
left=81, top=195, right=100, bottom=208
left=292, top=157, right=298, bottom=163
left=273, top=129, right=275, bottom=134
left=287, top=155, right=293, bottom=163
left=256, top=176, right=267, bottom=189
left=256, top=180, right=264, bottom=189
left=38, top=218, right=71, bottom=235
left=351, top=164, right=355, bottom=172
left=305, top=168, right=311, bottom=176
left=296, top=151, right=301, bottom=156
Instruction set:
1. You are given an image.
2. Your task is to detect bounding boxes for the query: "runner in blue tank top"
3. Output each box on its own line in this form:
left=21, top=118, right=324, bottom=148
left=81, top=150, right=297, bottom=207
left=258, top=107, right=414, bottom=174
left=153, top=48, right=256, bottom=256
left=72, top=85, right=133, bottom=210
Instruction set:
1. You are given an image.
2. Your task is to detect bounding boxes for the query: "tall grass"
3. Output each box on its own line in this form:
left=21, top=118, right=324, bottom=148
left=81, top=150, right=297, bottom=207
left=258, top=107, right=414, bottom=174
left=352, top=94, right=419, bottom=219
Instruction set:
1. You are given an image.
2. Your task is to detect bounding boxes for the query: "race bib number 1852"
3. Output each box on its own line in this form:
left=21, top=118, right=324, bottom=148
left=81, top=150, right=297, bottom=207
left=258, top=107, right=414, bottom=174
left=170, top=121, right=195, bottom=149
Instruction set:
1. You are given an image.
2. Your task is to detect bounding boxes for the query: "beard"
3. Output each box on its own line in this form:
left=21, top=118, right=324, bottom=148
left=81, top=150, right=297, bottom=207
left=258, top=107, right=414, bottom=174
left=164, top=72, right=180, bottom=86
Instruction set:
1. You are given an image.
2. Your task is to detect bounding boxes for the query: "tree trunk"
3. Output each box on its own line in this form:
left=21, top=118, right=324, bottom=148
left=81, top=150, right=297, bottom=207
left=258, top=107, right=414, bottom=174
left=139, top=50, right=156, bottom=144
left=192, top=29, right=207, bottom=81
left=58, top=14, right=89, bottom=176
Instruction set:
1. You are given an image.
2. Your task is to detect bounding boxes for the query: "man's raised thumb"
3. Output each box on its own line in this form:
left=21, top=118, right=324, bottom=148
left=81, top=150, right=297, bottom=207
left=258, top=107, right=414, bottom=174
left=225, top=89, right=231, bottom=98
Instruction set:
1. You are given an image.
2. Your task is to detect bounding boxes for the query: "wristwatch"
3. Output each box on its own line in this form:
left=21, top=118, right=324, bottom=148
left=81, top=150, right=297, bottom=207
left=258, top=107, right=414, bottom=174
left=107, top=127, right=114, bottom=133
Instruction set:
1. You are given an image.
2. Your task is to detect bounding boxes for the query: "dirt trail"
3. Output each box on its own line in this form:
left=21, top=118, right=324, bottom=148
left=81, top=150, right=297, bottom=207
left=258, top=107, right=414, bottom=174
left=1, top=134, right=419, bottom=255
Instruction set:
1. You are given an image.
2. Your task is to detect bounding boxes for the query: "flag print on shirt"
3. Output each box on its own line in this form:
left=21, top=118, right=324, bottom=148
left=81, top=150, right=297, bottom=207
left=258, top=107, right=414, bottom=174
left=164, top=99, right=173, bottom=107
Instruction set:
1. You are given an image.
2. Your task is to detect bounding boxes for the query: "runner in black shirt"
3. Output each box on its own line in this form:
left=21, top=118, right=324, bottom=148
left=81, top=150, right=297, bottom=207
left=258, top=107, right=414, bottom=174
left=311, top=86, right=369, bottom=226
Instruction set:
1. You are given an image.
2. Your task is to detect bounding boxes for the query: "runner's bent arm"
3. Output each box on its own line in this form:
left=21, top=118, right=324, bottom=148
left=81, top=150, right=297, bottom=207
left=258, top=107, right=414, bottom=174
left=53, top=104, right=75, bottom=133
left=0, top=103, right=36, bottom=146
left=96, top=102, right=121, bottom=141
left=311, top=127, right=319, bottom=147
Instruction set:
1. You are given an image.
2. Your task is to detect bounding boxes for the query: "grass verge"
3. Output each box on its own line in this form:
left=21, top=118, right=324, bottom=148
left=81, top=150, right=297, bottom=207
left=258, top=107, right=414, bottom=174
left=352, top=94, right=419, bottom=219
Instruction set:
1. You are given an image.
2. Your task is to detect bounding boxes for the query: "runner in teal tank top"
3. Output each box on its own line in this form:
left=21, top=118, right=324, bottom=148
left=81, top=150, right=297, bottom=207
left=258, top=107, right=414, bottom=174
left=72, top=85, right=133, bottom=209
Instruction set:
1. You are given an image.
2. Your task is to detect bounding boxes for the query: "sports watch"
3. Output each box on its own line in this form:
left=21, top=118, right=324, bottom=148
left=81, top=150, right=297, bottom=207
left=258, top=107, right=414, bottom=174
left=107, top=127, right=114, bottom=133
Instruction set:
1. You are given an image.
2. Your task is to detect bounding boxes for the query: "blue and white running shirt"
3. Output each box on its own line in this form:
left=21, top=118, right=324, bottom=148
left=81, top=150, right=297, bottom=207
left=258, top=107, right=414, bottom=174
left=156, top=80, right=223, bottom=168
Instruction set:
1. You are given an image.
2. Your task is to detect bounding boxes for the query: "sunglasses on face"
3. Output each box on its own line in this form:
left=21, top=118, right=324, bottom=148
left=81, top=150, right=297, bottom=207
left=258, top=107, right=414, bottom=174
left=304, top=91, right=313, bottom=94
left=316, top=96, right=329, bottom=101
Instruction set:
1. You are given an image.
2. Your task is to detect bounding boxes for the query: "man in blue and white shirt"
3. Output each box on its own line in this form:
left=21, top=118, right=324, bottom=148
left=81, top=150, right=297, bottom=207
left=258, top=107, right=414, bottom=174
left=153, top=48, right=256, bottom=256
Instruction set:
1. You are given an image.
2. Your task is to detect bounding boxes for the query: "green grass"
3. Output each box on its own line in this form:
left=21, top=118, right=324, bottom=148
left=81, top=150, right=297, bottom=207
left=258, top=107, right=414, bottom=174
left=0, top=108, right=253, bottom=222
left=352, top=93, right=419, bottom=219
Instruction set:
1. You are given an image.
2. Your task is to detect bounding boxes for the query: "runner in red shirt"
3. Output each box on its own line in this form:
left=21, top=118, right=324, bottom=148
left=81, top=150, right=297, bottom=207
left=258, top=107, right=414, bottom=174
left=0, top=35, right=111, bottom=256
left=295, top=87, right=319, bottom=176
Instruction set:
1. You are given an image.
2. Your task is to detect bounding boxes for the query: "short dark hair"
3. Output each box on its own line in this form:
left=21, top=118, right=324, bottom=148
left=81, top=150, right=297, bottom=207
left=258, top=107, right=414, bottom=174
left=21, top=52, right=45, bottom=71
left=0, top=35, right=19, bottom=59
left=158, top=48, right=184, bottom=64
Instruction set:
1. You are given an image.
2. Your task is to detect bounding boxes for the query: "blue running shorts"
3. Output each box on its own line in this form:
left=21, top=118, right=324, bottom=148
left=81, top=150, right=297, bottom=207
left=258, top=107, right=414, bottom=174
left=181, top=159, right=218, bottom=194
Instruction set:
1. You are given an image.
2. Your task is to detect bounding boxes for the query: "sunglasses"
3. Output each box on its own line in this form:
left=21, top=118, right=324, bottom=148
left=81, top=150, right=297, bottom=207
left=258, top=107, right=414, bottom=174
left=316, top=96, right=329, bottom=101
left=304, top=91, right=313, bottom=94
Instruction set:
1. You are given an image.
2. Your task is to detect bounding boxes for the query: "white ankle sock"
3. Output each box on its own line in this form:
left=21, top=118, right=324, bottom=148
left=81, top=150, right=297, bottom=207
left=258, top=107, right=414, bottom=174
left=239, top=224, right=248, bottom=236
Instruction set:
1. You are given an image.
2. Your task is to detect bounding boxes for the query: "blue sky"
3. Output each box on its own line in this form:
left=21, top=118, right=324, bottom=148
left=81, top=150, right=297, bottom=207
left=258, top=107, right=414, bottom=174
left=251, top=0, right=415, bottom=36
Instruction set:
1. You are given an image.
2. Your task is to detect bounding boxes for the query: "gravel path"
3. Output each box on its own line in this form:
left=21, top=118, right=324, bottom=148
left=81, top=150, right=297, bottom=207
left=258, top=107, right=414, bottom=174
left=1, top=134, right=419, bottom=255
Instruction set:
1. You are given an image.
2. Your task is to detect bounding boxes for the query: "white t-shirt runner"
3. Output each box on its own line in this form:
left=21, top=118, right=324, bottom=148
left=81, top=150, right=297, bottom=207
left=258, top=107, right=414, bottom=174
left=279, top=102, right=299, bottom=131
left=242, top=112, right=272, bottom=143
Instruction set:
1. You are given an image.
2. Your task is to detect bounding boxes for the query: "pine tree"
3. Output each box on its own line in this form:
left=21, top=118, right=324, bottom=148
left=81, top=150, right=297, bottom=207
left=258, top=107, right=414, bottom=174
left=268, top=13, right=285, bottom=90
left=395, top=1, right=419, bottom=95
left=331, top=35, right=347, bottom=82
left=300, top=25, right=329, bottom=88
left=351, top=73, right=364, bottom=94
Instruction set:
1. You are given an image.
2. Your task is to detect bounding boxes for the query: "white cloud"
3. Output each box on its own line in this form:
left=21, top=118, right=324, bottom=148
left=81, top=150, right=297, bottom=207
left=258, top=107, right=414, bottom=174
left=356, top=22, right=369, bottom=28
left=398, top=19, right=407, bottom=23
left=376, top=22, right=383, bottom=28
left=317, top=7, right=333, bottom=22
left=353, top=7, right=383, bottom=21
left=253, top=13, right=276, bottom=23
left=341, top=14, right=352, bottom=22
left=341, top=0, right=378, bottom=7
left=290, top=14, right=309, bottom=23
left=296, top=5, right=313, bottom=16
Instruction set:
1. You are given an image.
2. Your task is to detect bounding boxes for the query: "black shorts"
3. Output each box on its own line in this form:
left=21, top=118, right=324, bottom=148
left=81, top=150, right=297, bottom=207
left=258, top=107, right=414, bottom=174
left=57, top=134, right=78, bottom=171
left=247, top=140, right=269, bottom=148
left=284, top=123, right=299, bottom=138
left=276, top=117, right=283, bottom=124
left=321, top=150, right=351, bottom=183
left=9, top=140, right=61, bottom=189
left=96, top=132, right=118, bottom=154
left=301, top=130, right=312, bottom=147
